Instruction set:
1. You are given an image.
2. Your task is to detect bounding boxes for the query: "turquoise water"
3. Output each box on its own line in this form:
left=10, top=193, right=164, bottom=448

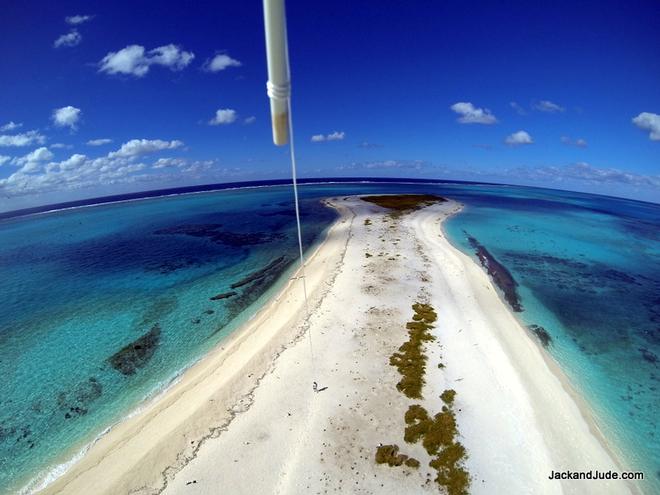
left=0, top=181, right=658, bottom=493
left=441, top=184, right=660, bottom=492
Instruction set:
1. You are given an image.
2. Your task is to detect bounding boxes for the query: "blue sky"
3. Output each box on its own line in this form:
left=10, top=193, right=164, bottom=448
left=0, top=0, right=658, bottom=211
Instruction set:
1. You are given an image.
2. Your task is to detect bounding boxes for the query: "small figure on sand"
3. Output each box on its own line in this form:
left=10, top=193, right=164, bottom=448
left=312, top=381, right=328, bottom=393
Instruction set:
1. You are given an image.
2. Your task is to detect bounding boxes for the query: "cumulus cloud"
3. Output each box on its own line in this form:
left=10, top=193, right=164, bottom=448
left=505, top=130, right=533, bottom=146
left=51, top=143, right=72, bottom=149
left=87, top=138, right=113, bottom=146
left=0, top=137, right=187, bottom=198
left=52, top=106, right=81, bottom=130
left=510, top=101, right=526, bottom=115
left=336, top=159, right=428, bottom=172
left=533, top=100, right=565, bottom=113
left=99, top=44, right=194, bottom=77
left=0, top=155, right=11, bottom=166
left=311, top=131, right=345, bottom=142
left=0, top=121, right=22, bottom=132
left=204, top=53, right=242, bottom=72
left=0, top=130, right=46, bottom=147
left=54, top=30, right=81, bottom=48
left=561, top=136, right=588, bottom=148
left=209, top=109, right=237, bottom=125
left=152, top=158, right=215, bottom=172
left=632, top=112, right=660, bottom=141
left=450, top=102, right=497, bottom=124
left=65, top=14, right=94, bottom=25
left=108, top=139, right=184, bottom=158
left=513, top=162, right=660, bottom=188
left=152, top=157, right=188, bottom=169
left=243, top=116, right=256, bottom=125
left=11, top=147, right=54, bottom=174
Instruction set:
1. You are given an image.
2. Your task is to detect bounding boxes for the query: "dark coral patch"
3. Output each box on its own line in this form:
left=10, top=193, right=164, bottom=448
left=229, top=256, right=290, bottom=290
left=529, top=324, right=552, bottom=347
left=154, top=223, right=285, bottom=246
left=109, top=324, right=161, bottom=376
left=466, top=233, right=523, bottom=312
left=56, top=377, right=103, bottom=420
left=210, top=291, right=237, bottom=301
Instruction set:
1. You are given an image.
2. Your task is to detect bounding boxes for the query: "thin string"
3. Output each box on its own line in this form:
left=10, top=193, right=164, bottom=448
left=285, top=96, right=317, bottom=384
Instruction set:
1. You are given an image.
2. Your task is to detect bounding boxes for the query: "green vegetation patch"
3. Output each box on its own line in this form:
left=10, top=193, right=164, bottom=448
left=361, top=194, right=446, bottom=216
left=375, top=444, right=419, bottom=469
left=404, top=392, right=470, bottom=495
left=389, top=303, right=437, bottom=399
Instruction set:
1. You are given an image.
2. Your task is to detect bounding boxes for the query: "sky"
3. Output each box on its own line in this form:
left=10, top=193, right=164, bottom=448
left=0, top=0, right=658, bottom=212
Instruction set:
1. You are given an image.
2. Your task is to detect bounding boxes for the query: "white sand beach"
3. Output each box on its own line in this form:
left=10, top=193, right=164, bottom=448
left=41, top=196, right=633, bottom=495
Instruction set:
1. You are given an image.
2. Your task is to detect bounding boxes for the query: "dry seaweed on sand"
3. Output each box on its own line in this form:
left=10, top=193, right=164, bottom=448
left=389, top=303, right=437, bottom=399
left=374, top=444, right=419, bottom=469
left=361, top=194, right=446, bottom=216
left=404, top=394, right=470, bottom=495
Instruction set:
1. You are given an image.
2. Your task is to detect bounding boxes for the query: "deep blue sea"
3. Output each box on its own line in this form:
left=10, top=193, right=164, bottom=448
left=0, top=180, right=658, bottom=494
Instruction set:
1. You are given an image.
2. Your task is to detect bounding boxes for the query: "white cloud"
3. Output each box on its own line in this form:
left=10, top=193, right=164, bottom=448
left=560, top=136, right=588, bottom=148
left=311, top=131, right=345, bottom=142
left=0, top=121, right=22, bottom=132
left=326, top=131, right=345, bottom=141
left=510, top=101, right=526, bottom=115
left=57, top=154, right=87, bottom=170
left=54, top=30, right=81, bottom=48
left=99, top=45, right=148, bottom=76
left=533, top=100, right=565, bottom=113
left=243, top=116, right=256, bottom=125
left=52, top=106, right=81, bottom=130
left=204, top=54, right=242, bottom=72
left=99, top=44, right=194, bottom=77
left=632, top=112, right=660, bottom=141
left=87, top=138, right=113, bottom=146
left=51, top=143, right=72, bottom=149
left=209, top=108, right=237, bottom=125
left=0, top=156, right=11, bottom=166
left=152, top=157, right=187, bottom=169
left=1, top=152, right=142, bottom=197
left=336, top=159, right=428, bottom=172
left=0, top=130, right=46, bottom=147
left=450, top=102, right=497, bottom=124
left=149, top=44, right=195, bottom=70
left=505, top=130, right=534, bottom=146
left=65, top=14, right=94, bottom=25
left=11, top=147, right=54, bottom=174
left=512, top=162, right=660, bottom=188
left=152, top=158, right=214, bottom=172
left=108, top=139, right=184, bottom=158
left=0, top=137, right=208, bottom=199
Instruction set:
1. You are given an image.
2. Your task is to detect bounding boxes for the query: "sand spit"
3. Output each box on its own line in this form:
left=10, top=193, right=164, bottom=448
left=41, top=197, right=633, bottom=495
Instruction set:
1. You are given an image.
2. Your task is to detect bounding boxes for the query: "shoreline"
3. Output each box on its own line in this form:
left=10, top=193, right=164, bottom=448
left=36, top=199, right=354, bottom=495
left=35, top=196, right=638, bottom=494
left=437, top=208, right=637, bottom=486
left=430, top=206, right=639, bottom=494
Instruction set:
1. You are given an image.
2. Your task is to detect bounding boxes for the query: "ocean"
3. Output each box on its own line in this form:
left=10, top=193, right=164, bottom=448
left=0, top=179, right=657, bottom=493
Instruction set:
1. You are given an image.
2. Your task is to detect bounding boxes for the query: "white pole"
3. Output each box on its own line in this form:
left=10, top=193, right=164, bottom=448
left=263, top=0, right=290, bottom=146
left=262, top=0, right=319, bottom=388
